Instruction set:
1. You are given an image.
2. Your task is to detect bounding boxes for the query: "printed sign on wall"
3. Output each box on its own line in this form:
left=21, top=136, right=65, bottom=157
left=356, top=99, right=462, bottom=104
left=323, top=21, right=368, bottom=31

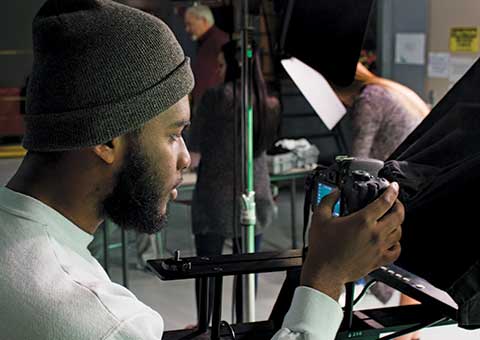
left=450, top=27, right=479, bottom=53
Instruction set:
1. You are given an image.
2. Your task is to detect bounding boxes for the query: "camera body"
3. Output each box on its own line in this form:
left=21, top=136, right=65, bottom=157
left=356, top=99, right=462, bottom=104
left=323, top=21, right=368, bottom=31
left=308, top=156, right=390, bottom=216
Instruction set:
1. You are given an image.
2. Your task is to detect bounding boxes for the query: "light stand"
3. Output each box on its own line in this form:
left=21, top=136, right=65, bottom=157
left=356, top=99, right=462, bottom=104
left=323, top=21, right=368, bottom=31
left=239, top=0, right=256, bottom=323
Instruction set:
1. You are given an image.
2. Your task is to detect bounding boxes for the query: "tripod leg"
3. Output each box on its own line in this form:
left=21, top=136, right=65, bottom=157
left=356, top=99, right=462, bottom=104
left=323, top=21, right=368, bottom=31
left=211, top=276, right=224, bottom=340
left=198, top=277, right=210, bottom=333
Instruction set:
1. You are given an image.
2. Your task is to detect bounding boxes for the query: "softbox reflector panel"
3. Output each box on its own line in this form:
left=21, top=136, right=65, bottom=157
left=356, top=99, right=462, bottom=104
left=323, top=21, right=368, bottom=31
left=280, top=0, right=375, bottom=86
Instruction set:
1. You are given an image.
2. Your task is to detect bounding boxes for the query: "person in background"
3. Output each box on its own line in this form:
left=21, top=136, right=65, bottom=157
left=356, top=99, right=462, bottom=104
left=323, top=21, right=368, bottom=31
left=188, top=40, right=280, bottom=323
left=333, top=62, right=430, bottom=340
left=0, top=1, right=404, bottom=339
left=184, top=4, right=229, bottom=108
left=334, top=62, right=430, bottom=161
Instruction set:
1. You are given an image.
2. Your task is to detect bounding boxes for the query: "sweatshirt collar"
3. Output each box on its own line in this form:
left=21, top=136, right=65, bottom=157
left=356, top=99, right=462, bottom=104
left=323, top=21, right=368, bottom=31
left=0, top=186, right=94, bottom=262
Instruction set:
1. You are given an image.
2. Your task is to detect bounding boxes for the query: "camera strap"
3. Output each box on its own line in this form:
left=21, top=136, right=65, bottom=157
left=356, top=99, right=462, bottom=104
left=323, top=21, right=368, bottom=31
left=302, top=173, right=314, bottom=259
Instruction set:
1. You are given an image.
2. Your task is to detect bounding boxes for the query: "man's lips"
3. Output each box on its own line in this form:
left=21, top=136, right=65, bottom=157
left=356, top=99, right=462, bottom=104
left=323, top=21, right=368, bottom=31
left=170, top=177, right=183, bottom=200
left=174, top=177, right=183, bottom=189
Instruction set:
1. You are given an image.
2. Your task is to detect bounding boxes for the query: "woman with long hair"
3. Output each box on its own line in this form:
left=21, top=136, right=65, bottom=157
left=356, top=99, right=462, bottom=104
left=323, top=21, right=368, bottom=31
left=188, top=40, right=280, bottom=324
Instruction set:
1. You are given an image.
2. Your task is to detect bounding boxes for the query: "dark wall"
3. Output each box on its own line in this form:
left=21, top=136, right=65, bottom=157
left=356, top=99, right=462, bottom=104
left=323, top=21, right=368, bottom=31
left=0, top=1, right=43, bottom=87
left=0, top=0, right=189, bottom=88
left=377, top=0, right=428, bottom=99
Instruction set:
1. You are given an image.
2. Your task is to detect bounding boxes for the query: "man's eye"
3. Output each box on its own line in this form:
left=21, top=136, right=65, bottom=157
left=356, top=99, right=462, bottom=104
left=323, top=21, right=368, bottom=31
left=170, top=134, right=181, bottom=142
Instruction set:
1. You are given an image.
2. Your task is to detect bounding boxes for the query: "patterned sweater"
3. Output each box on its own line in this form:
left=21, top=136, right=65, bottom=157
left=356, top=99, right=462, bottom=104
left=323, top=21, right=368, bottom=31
left=350, top=84, right=424, bottom=160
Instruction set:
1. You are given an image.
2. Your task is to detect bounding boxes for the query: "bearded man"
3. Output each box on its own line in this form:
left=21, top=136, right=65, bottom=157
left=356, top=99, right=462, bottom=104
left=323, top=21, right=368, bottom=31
left=0, top=0, right=403, bottom=339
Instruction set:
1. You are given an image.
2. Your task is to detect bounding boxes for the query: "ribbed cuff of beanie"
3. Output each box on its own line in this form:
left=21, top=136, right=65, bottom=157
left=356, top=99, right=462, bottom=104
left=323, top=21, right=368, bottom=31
left=22, top=57, right=194, bottom=151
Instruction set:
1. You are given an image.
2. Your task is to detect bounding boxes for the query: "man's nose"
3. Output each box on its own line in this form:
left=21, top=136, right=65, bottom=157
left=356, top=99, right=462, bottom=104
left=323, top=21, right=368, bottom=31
left=178, top=139, right=191, bottom=171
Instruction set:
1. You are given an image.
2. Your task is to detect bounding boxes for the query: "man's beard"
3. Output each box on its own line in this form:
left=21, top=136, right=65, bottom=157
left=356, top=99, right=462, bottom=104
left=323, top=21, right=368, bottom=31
left=102, top=142, right=168, bottom=234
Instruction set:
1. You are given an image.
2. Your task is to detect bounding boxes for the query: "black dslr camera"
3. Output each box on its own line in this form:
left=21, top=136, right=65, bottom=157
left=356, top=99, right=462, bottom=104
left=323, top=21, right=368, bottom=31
left=306, top=156, right=390, bottom=216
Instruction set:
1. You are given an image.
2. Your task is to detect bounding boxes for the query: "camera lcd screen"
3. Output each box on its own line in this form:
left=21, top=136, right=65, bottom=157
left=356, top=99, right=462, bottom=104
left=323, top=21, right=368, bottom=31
left=316, top=183, right=340, bottom=216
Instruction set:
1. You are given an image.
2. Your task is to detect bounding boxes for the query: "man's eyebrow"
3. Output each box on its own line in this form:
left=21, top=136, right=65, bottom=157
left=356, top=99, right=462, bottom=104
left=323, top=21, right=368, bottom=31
left=169, top=119, right=191, bottom=128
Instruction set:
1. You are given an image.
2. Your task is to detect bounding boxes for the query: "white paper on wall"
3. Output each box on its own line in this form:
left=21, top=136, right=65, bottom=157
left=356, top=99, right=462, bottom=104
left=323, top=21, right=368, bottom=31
left=395, top=33, right=426, bottom=65
left=428, top=52, right=450, bottom=78
left=448, top=56, right=477, bottom=84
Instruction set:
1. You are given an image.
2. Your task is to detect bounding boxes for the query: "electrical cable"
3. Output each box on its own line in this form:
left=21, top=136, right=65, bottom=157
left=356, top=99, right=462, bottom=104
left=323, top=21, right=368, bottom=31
left=220, top=320, right=236, bottom=339
left=232, top=274, right=237, bottom=323
left=302, top=171, right=315, bottom=259
left=353, top=279, right=377, bottom=306
left=232, top=44, right=242, bottom=324
left=232, top=75, right=242, bottom=255
left=378, top=317, right=449, bottom=340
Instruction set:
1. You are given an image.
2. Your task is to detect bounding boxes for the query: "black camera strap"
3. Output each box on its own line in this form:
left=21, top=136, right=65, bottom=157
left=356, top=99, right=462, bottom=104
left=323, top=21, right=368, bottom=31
left=302, top=172, right=315, bottom=259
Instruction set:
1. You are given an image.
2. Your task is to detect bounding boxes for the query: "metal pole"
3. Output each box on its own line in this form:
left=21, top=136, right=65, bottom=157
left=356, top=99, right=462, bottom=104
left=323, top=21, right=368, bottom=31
left=211, top=276, right=224, bottom=340
left=198, top=277, right=209, bottom=333
left=377, top=0, right=394, bottom=78
left=240, top=0, right=256, bottom=323
left=290, top=178, right=297, bottom=249
left=345, top=282, right=355, bottom=329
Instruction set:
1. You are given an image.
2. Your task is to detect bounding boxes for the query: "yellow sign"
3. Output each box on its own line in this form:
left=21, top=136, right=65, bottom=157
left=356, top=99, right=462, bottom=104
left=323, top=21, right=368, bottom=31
left=450, top=27, right=479, bottom=53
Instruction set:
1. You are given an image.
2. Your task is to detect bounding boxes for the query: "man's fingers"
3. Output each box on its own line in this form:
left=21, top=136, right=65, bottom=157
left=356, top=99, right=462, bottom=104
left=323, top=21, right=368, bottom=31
left=315, top=189, right=341, bottom=220
left=375, top=200, right=405, bottom=234
left=379, top=200, right=405, bottom=223
left=383, top=226, right=402, bottom=251
left=364, top=182, right=400, bottom=221
left=381, top=242, right=402, bottom=265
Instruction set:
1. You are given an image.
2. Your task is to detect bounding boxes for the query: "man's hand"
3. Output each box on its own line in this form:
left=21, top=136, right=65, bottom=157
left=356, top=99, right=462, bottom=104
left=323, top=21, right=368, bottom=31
left=300, top=182, right=404, bottom=300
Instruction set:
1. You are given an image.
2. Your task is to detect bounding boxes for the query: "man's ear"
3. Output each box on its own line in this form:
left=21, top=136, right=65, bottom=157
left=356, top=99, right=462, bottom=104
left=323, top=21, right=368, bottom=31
left=92, top=138, right=121, bottom=165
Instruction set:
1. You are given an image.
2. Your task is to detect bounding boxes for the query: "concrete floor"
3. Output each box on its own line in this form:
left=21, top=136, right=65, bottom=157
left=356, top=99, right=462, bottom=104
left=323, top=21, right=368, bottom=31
left=1, top=157, right=480, bottom=339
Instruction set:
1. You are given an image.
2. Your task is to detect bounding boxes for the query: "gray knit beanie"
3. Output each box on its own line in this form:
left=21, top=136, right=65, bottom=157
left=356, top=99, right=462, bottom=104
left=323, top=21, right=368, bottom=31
left=23, top=0, right=194, bottom=151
